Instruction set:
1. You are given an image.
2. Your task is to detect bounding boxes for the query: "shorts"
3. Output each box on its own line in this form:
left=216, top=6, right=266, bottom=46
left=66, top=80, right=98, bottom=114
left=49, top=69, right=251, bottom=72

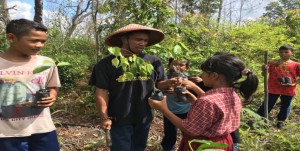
left=0, top=130, right=60, bottom=151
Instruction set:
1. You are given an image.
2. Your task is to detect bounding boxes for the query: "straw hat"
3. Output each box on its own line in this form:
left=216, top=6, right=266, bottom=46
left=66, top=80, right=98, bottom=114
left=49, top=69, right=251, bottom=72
left=105, top=24, right=164, bottom=47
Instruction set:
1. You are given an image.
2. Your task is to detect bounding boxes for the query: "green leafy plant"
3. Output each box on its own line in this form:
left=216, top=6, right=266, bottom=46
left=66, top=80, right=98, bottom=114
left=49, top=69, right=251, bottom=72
left=108, top=47, right=154, bottom=82
left=33, top=59, right=70, bottom=74
left=188, top=139, right=228, bottom=151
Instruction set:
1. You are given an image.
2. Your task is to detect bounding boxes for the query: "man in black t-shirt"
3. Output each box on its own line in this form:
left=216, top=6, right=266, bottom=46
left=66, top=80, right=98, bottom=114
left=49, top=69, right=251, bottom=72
left=89, top=24, right=178, bottom=151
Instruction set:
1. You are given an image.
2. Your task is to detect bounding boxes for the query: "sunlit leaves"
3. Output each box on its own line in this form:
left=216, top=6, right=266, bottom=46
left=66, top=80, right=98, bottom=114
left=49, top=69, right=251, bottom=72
left=109, top=47, right=154, bottom=82
left=57, top=62, right=71, bottom=66
left=108, top=47, right=121, bottom=56
left=33, top=59, right=70, bottom=74
left=33, top=65, right=51, bottom=74
left=112, top=58, right=120, bottom=67
left=188, top=139, right=228, bottom=151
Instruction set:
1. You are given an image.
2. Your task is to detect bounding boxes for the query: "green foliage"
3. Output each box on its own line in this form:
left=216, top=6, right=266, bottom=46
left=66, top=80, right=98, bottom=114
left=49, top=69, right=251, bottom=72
left=33, top=59, right=70, bottom=74
left=264, top=0, right=300, bottom=22
left=181, top=0, right=221, bottom=19
left=0, top=22, right=8, bottom=52
left=31, top=1, right=300, bottom=149
left=54, top=53, right=91, bottom=90
left=40, top=30, right=96, bottom=90
left=188, top=139, right=228, bottom=151
left=108, top=47, right=154, bottom=82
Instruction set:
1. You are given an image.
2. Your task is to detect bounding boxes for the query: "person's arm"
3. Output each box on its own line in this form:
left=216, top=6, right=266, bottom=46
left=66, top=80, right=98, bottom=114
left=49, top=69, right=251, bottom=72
left=95, top=88, right=112, bottom=130
left=182, top=80, right=205, bottom=97
left=156, top=77, right=182, bottom=90
left=148, top=96, right=196, bottom=136
left=188, top=76, right=203, bottom=83
left=37, top=87, right=58, bottom=107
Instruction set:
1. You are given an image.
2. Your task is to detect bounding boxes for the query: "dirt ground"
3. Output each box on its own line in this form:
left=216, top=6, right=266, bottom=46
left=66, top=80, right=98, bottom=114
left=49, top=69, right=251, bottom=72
left=54, top=111, right=181, bottom=151
left=54, top=105, right=300, bottom=151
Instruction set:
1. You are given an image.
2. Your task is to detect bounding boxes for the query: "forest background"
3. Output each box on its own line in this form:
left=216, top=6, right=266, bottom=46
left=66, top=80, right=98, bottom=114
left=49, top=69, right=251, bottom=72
left=1, top=0, right=300, bottom=150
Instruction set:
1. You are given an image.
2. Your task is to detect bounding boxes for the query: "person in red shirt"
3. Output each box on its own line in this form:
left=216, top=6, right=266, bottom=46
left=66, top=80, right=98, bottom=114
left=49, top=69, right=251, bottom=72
left=149, top=53, right=258, bottom=151
left=257, top=45, right=300, bottom=128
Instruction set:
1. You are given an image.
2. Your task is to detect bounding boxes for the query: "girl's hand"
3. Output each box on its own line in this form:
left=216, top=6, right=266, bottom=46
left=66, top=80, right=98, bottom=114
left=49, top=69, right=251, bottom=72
left=182, top=80, right=205, bottom=98
left=182, top=90, right=198, bottom=103
left=188, top=76, right=203, bottom=83
left=182, top=80, right=197, bottom=90
left=148, top=96, right=168, bottom=111
left=168, top=77, right=182, bottom=88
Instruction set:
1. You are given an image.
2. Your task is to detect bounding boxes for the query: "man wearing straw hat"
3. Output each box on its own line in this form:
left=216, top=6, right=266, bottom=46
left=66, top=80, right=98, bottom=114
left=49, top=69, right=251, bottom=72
left=89, top=24, right=177, bottom=151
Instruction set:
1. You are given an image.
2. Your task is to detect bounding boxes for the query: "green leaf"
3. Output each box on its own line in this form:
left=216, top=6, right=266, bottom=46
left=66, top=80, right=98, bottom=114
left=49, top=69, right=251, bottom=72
left=121, top=57, right=130, bottom=66
left=112, top=58, right=120, bottom=67
left=108, top=47, right=121, bottom=56
left=57, top=62, right=70, bottom=66
left=145, top=63, right=154, bottom=75
left=188, top=139, right=228, bottom=151
left=123, top=72, right=134, bottom=80
left=43, top=59, right=55, bottom=64
left=173, top=44, right=182, bottom=57
left=136, top=57, right=144, bottom=64
left=129, top=56, right=133, bottom=62
left=139, top=66, right=147, bottom=75
left=116, top=76, right=126, bottom=82
left=179, top=42, right=190, bottom=51
left=121, top=63, right=127, bottom=71
left=33, top=65, right=51, bottom=74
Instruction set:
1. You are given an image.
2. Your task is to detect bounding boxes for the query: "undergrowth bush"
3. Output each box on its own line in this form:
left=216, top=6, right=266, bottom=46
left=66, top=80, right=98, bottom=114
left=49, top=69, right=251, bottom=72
left=55, top=53, right=91, bottom=90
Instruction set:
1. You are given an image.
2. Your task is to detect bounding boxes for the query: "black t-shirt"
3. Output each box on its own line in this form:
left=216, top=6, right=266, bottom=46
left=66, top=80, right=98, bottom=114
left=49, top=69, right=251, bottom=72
left=89, top=53, right=166, bottom=125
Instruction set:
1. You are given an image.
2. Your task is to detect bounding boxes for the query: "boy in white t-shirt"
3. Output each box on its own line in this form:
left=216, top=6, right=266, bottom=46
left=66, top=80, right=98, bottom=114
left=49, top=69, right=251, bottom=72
left=0, top=19, right=61, bottom=151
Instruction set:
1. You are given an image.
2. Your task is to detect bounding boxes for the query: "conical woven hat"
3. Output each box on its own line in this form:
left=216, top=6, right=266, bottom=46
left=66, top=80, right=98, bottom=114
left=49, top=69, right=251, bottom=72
left=105, top=24, right=164, bottom=47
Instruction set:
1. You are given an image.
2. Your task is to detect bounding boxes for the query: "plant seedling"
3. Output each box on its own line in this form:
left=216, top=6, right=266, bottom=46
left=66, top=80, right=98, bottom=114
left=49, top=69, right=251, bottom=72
left=150, top=89, right=164, bottom=101
left=32, top=59, right=70, bottom=107
left=108, top=47, right=165, bottom=101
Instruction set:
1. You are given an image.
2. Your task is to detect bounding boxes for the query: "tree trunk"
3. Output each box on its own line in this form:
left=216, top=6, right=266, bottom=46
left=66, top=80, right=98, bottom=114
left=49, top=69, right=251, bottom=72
left=92, top=0, right=100, bottom=61
left=65, top=0, right=92, bottom=39
left=238, top=0, right=245, bottom=26
left=217, top=0, right=223, bottom=27
left=0, top=0, right=10, bottom=24
left=34, top=0, right=43, bottom=23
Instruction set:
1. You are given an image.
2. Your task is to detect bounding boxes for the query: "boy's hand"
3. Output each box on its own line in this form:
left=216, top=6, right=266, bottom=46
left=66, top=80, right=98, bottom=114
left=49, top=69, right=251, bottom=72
left=261, top=64, right=269, bottom=76
left=261, top=64, right=269, bottom=71
left=36, top=95, right=57, bottom=107
left=281, top=83, right=296, bottom=86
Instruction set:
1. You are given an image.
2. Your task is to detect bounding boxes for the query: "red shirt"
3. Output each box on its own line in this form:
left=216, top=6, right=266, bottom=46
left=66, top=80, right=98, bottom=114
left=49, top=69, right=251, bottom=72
left=267, top=60, right=300, bottom=96
left=182, top=87, right=242, bottom=137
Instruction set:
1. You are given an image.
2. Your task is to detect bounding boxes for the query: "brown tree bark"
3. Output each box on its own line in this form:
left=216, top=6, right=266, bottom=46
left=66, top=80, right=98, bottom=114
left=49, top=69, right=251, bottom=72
left=34, top=0, right=43, bottom=23
left=217, top=0, right=223, bottom=25
left=65, top=0, right=92, bottom=39
left=0, top=0, right=10, bottom=24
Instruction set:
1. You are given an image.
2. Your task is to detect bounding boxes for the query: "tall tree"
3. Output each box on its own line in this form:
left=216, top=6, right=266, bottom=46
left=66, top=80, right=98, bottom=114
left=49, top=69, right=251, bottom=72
left=263, top=0, right=300, bottom=22
left=217, top=0, right=223, bottom=25
left=34, top=0, right=43, bottom=23
left=181, top=0, right=221, bottom=19
left=63, top=0, right=92, bottom=39
left=0, top=0, right=10, bottom=24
